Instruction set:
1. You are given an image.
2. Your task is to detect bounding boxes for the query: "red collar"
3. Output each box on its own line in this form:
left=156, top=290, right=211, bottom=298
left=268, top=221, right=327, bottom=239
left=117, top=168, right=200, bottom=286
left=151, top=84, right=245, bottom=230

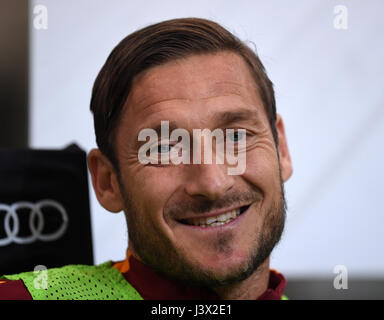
left=115, top=251, right=286, bottom=300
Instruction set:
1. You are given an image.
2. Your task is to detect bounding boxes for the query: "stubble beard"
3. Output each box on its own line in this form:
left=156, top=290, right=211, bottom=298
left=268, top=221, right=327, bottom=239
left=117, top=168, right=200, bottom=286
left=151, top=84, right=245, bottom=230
left=120, top=178, right=287, bottom=288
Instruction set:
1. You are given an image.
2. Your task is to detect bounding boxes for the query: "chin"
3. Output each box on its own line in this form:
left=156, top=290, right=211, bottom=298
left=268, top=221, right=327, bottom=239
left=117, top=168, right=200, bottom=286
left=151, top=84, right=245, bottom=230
left=185, top=251, right=252, bottom=284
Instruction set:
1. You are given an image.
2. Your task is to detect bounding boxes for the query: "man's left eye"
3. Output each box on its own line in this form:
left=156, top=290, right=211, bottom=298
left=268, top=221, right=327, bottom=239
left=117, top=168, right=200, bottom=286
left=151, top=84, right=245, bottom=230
left=228, top=130, right=246, bottom=142
left=157, top=144, right=172, bottom=154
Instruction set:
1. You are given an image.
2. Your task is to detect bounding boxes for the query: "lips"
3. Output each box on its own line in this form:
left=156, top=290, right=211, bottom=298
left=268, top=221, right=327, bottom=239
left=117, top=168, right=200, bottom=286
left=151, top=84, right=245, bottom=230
left=178, top=205, right=250, bottom=228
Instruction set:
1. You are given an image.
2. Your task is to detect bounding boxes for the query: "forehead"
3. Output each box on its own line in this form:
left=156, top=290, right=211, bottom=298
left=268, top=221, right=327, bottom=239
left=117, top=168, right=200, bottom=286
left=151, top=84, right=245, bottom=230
left=122, top=51, right=265, bottom=126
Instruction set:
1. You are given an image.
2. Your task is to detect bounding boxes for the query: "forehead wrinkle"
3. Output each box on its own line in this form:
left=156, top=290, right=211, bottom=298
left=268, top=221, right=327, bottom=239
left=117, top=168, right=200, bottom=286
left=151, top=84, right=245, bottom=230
left=204, top=80, right=257, bottom=96
left=135, top=84, right=253, bottom=115
left=140, top=97, right=190, bottom=114
left=134, top=85, right=238, bottom=112
left=125, top=53, right=262, bottom=124
left=129, top=71, right=255, bottom=114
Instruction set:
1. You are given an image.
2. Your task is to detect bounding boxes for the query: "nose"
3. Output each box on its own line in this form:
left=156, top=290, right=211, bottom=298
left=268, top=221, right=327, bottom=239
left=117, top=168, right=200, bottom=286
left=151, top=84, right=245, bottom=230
left=184, top=163, right=234, bottom=201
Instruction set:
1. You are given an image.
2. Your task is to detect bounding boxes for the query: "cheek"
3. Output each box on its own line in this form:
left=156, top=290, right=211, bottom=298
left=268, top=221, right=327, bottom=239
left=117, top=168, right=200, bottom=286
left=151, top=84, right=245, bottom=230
left=122, top=167, right=182, bottom=221
left=242, top=147, right=281, bottom=197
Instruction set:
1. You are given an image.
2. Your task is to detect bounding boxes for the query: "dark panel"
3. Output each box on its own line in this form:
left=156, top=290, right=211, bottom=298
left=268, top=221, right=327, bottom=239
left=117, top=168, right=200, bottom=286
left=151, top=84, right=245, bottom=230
left=0, top=0, right=29, bottom=147
left=0, top=144, right=94, bottom=275
left=285, top=278, right=384, bottom=300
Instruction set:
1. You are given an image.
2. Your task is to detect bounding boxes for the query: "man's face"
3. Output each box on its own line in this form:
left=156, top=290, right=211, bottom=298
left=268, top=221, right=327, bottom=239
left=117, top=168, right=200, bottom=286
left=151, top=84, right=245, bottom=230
left=114, top=52, right=289, bottom=286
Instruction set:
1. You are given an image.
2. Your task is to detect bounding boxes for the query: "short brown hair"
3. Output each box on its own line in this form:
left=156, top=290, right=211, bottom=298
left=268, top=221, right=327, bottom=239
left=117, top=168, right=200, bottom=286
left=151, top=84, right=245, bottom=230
left=90, top=17, right=277, bottom=169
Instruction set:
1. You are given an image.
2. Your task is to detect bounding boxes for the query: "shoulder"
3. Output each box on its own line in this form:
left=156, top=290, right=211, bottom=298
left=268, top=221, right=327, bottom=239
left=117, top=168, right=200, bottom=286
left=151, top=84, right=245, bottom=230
left=0, top=279, right=32, bottom=300
left=2, top=261, right=113, bottom=282
left=1, top=261, right=113, bottom=300
left=1, top=261, right=142, bottom=300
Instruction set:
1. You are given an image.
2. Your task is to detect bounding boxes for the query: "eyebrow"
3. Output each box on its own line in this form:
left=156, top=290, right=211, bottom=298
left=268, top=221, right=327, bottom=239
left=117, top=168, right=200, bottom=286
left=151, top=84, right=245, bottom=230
left=213, top=108, right=261, bottom=127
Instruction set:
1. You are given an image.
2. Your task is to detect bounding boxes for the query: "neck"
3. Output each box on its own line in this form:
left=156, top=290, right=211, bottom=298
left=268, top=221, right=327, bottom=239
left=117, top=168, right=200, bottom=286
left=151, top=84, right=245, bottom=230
left=128, top=242, right=271, bottom=300
left=210, top=258, right=270, bottom=300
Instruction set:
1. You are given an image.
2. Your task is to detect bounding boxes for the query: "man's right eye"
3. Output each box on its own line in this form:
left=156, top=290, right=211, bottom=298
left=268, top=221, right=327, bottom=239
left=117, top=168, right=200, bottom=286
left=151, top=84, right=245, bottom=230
left=148, top=141, right=175, bottom=155
left=145, top=140, right=184, bottom=165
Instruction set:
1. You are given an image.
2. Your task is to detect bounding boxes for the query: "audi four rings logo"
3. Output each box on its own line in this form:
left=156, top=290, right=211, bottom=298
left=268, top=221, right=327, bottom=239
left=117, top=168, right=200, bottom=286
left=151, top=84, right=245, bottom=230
left=0, top=200, right=69, bottom=246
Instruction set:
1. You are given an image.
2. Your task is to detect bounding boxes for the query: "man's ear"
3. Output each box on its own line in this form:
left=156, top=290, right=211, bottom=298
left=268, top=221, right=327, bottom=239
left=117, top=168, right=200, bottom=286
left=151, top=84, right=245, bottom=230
left=87, top=149, right=124, bottom=213
left=276, top=114, right=293, bottom=182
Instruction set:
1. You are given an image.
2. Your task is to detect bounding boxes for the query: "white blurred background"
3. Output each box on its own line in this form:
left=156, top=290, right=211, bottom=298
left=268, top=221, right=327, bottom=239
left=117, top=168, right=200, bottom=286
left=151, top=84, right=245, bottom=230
left=27, top=0, right=384, bottom=288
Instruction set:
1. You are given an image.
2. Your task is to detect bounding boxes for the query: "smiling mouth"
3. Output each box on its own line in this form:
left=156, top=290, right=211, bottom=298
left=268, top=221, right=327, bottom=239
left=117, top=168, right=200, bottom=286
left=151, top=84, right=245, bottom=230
left=178, top=205, right=250, bottom=228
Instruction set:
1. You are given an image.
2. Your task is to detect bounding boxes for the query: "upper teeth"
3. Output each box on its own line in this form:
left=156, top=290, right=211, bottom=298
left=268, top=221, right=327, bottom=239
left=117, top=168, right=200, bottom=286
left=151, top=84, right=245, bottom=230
left=191, top=209, right=240, bottom=227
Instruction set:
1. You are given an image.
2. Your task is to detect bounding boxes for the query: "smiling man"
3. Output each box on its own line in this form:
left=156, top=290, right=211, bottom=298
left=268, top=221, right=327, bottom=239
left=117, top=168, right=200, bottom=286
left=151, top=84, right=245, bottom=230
left=0, top=17, right=292, bottom=300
